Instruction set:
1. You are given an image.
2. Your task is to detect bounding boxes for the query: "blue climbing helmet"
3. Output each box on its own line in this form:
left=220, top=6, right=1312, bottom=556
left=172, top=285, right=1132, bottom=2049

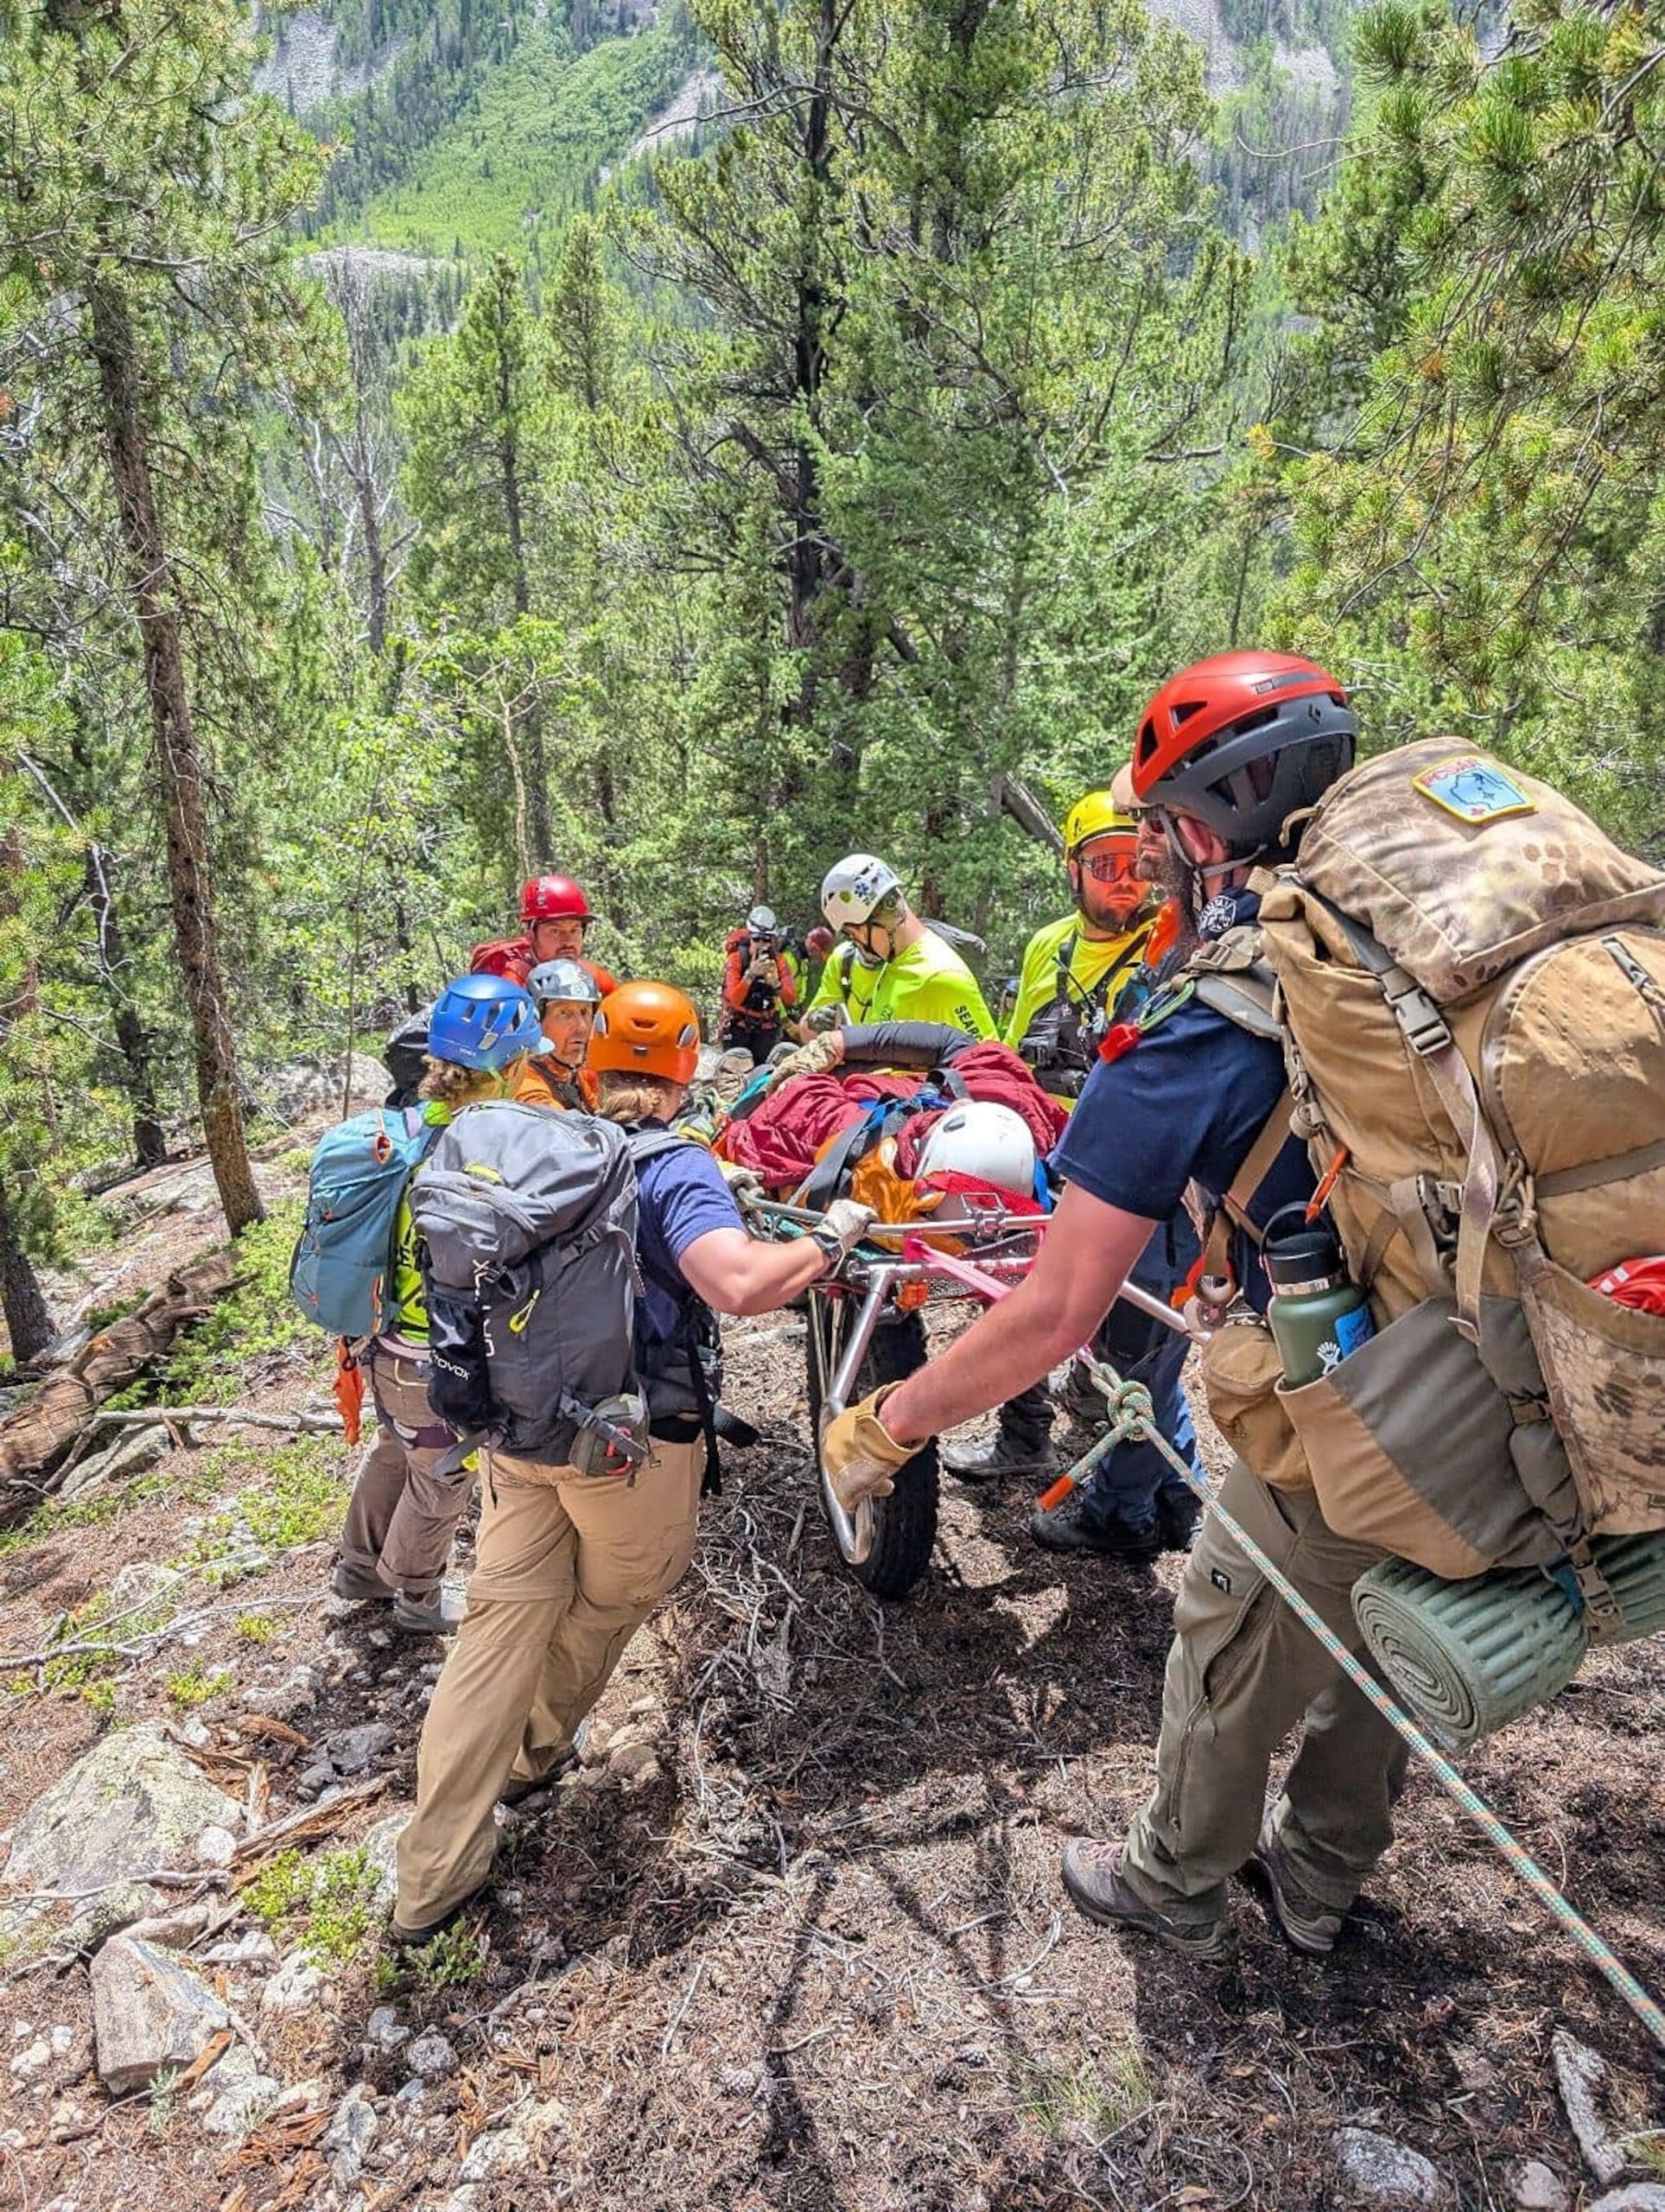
left=427, top=976, right=547, bottom=1071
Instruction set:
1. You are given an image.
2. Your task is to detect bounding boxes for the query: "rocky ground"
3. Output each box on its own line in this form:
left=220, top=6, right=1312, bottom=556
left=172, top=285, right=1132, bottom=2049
left=0, top=1140, right=1661, bottom=2212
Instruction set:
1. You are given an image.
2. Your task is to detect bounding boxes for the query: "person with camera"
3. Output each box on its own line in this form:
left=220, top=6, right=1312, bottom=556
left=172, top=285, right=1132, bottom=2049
left=719, top=903, right=800, bottom=1060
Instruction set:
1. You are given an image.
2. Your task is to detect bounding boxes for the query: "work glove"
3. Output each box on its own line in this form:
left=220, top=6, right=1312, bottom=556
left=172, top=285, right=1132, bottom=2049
left=766, top=1029, right=845, bottom=1090
left=802, top=1004, right=842, bottom=1037
left=718, top=1159, right=767, bottom=1208
left=822, top=1383, right=918, bottom=1512
left=818, top=1196, right=877, bottom=1263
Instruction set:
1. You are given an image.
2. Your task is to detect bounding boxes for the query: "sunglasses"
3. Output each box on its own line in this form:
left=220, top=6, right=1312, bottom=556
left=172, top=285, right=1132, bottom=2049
left=1078, top=848, right=1145, bottom=884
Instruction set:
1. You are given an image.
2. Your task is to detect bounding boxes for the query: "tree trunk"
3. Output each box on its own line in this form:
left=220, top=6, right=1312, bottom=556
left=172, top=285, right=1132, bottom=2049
left=87, top=280, right=263, bottom=1231
left=80, top=844, right=168, bottom=1167
left=0, top=1173, right=53, bottom=1367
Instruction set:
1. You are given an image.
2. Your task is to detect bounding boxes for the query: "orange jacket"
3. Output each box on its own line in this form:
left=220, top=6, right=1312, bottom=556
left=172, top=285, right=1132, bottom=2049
left=470, top=938, right=620, bottom=1001
left=514, top=1057, right=598, bottom=1112
left=722, top=930, right=798, bottom=1017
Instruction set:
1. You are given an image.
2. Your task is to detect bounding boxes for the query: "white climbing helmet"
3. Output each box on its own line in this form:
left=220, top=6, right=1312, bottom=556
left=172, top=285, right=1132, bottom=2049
left=821, top=853, right=902, bottom=930
left=916, top=1101, right=1037, bottom=1198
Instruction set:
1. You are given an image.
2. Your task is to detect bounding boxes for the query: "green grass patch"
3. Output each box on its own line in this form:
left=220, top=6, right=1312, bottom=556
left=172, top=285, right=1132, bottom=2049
left=165, top=1663, right=234, bottom=1709
left=236, top=1611, right=278, bottom=1645
left=246, top=1847, right=384, bottom=1968
left=353, top=20, right=685, bottom=258
left=1017, top=2041, right=1157, bottom=2144
left=175, top=1437, right=346, bottom=1587
left=160, top=1199, right=319, bottom=1402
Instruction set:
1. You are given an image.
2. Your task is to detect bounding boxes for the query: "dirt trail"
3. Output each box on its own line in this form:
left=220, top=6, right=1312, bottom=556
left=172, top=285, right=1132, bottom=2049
left=0, top=1185, right=1661, bottom=2211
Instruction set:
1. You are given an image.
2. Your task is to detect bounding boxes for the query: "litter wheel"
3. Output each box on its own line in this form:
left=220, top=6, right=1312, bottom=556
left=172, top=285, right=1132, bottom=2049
left=806, top=1299, right=939, bottom=1601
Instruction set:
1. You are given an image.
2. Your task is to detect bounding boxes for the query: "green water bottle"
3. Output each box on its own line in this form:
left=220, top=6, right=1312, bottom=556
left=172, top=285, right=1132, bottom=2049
left=1262, top=1203, right=1375, bottom=1388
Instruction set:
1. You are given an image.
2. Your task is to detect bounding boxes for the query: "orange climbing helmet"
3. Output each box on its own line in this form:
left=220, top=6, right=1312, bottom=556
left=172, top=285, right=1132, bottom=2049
left=1132, top=650, right=1356, bottom=853
left=589, top=982, right=702, bottom=1086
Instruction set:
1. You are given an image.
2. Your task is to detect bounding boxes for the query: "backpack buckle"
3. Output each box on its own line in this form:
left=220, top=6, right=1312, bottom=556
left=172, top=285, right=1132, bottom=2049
left=1381, top=966, right=1452, bottom=1056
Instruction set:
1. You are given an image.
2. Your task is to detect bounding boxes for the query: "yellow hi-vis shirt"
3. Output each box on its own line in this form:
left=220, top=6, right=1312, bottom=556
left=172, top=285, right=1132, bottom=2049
left=1002, top=912, right=1155, bottom=1061
left=803, top=927, right=996, bottom=1038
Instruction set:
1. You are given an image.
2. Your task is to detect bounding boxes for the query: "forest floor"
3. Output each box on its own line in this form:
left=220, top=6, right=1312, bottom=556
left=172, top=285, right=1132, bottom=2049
left=0, top=1145, right=1661, bottom=2212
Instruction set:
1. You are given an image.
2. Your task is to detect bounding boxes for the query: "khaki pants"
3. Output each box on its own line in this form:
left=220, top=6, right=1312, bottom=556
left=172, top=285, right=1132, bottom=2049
left=1122, top=1460, right=1409, bottom=1926
left=339, top=1341, right=471, bottom=1603
left=396, top=1435, right=702, bottom=1932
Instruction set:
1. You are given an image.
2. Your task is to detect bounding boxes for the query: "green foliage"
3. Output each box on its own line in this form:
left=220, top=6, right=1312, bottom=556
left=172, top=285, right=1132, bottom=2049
left=246, top=1845, right=384, bottom=1967
left=175, top=1438, right=346, bottom=1586
left=155, top=1201, right=318, bottom=1404
left=165, top=1663, right=235, bottom=1709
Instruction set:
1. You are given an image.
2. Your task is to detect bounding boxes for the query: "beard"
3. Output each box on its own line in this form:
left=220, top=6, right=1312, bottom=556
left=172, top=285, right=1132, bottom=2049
left=1142, top=842, right=1203, bottom=955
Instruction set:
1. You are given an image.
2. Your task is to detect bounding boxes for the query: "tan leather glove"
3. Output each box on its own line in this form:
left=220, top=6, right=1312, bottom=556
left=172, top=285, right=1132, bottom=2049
left=822, top=1384, right=918, bottom=1512
left=818, top=1196, right=877, bottom=1262
left=766, top=1028, right=846, bottom=1090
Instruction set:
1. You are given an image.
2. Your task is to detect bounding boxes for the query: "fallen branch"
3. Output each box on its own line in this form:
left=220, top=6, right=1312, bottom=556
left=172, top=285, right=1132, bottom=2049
left=0, top=1249, right=238, bottom=1510
left=230, top=1774, right=389, bottom=1872
left=87, top=1406, right=344, bottom=1437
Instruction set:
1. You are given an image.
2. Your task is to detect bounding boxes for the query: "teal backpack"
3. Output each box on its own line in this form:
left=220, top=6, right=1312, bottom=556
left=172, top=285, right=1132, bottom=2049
left=289, top=1106, right=440, bottom=1340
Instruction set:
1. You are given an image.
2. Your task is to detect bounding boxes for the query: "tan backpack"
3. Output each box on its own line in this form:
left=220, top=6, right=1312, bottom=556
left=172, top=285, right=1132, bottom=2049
left=1245, top=739, right=1665, bottom=1617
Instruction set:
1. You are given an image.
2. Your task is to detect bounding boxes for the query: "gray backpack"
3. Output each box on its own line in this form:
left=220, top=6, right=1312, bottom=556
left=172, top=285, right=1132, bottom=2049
left=411, top=1103, right=645, bottom=1471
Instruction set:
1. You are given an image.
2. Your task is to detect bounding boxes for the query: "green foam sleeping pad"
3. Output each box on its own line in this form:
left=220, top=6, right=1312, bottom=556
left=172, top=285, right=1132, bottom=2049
left=1351, top=1530, right=1665, bottom=1752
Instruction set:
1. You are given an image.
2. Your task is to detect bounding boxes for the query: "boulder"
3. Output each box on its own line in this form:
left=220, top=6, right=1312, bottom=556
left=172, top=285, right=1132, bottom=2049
left=1509, top=2161, right=1569, bottom=2212
left=1587, top=2193, right=1665, bottom=2212
left=89, top=1935, right=231, bottom=2092
left=321, top=2083, right=378, bottom=2185
left=57, top=1424, right=172, bottom=1501
left=3, top=1726, right=239, bottom=1905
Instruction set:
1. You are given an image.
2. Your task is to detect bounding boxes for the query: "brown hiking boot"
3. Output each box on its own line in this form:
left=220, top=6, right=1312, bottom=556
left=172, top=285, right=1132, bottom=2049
left=1247, top=1819, right=1345, bottom=1956
left=1060, top=1840, right=1238, bottom=1963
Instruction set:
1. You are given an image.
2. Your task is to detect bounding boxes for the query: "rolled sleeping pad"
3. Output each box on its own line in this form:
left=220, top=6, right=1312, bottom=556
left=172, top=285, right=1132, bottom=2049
left=1351, top=1529, right=1665, bottom=1752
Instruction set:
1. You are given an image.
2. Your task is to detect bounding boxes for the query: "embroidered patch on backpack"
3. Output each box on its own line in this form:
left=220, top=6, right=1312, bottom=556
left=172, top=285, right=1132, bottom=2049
left=1411, top=755, right=1535, bottom=825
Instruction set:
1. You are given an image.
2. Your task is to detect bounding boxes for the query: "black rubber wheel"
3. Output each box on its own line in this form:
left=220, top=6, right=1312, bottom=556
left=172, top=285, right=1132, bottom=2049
left=806, top=1299, right=939, bottom=1601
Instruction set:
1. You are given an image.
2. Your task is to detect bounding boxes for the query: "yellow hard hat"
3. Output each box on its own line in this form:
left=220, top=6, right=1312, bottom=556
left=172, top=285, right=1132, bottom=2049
left=1061, top=790, right=1138, bottom=855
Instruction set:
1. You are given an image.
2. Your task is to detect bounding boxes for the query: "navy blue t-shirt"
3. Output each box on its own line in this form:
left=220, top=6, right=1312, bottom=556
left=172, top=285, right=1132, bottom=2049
left=633, top=1129, right=744, bottom=1352
left=1051, top=888, right=1312, bottom=1313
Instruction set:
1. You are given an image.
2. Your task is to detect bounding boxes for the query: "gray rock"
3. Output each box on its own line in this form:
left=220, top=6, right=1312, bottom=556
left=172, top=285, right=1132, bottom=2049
left=57, top=1424, right=172, bottom=1500
left=88, top=1935, right=231, bottom=2093
left=365, top=2006, right=410, bottom=2056
left=1588, top=2194, right=1665, bottom=2212
left=201, top=1929, right=279, bottom=1967
left=194, top=1825, right=237, bottom=1869
left=1509, top=2161, right=1569, bottom=2212
left=455, top=2095, right=569, bottom=2182
left=106, top=1561, right=185, bottom=1613
left=295, top=1761, right=336, bottom=1797
left=199, top=2044, right=282, bottom=2141
left=10, top=2037, right=50, bottom=2080
left=3, top=1726, right=239, bottom=1906
left=324, top=1723, right=395, bottom=1775
left=321, top=2083, right=378, bottom=2184
left=359, top=1811, right=407, bottom=1908
left=1333, top=2128, right=1444, bottom=2207
left=607, top=1738, right=660, bottom=1784
left=258, top=1955, right=327, bottom=2024
left=404, top=2030, right=456, bottom=2081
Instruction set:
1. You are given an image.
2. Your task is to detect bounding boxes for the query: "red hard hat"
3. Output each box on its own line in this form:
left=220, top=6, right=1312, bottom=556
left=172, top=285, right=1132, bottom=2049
left=1132, top=650, right=1356, bottom=851
left=805, top=925, right=835, bottom=959
left=519, top=874, right=593, bottom=925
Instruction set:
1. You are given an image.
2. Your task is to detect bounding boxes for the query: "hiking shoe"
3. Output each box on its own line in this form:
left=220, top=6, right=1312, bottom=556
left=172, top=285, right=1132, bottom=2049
left=499, top=1722, right=590, bottom=1806
left=1061, top=1840, right=1237, bottom=1963
left=1155, top=1487, right=1203, bottom=1553
left=942, top=1430, right=1058, bottom=1483
left=331, top=1564, right=391, bottom=1604
left=1028, top=1494, right=1163, bottom=1560
left=1247, top=1820, right=1344, bottom=1956
left=393, top=1584, right=466, bottom=1637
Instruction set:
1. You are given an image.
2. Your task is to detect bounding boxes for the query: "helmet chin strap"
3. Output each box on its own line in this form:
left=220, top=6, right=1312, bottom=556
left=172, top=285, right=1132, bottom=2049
left=1160, top=814, right=1257, bottom=914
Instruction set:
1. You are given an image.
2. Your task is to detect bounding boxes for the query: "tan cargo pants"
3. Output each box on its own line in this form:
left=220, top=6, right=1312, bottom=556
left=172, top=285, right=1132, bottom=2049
left=339, top=1341, right=470, bottom=1604
left=396, top=1434, right=702, bottom=1932
left=1122, top=1460, right=1409, bottom=1927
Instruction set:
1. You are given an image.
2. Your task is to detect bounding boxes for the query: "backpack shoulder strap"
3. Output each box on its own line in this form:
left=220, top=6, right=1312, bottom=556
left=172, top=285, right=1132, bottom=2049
left=1196, top=1087, right=1295, bottom=1293
left=1185, top=925, right=1282, bottom=1041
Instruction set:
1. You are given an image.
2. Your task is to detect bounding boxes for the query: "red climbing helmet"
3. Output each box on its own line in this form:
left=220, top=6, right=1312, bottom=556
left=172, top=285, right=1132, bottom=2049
left=1132, top=650, right=1356, bottom=854
left=519, top=874, right=594, bottom=925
